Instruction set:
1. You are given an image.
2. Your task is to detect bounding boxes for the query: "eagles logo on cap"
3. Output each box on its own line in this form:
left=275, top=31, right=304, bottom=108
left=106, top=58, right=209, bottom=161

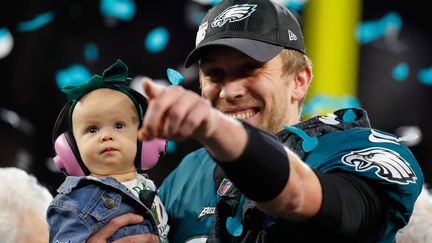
left=211, top=4, right=257, bottom=28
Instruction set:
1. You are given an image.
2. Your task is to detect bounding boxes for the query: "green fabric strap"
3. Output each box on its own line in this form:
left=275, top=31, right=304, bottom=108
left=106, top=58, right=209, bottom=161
left=62, top=59, right=132, bottom=101
left=61, top=59, right=143, bottom=130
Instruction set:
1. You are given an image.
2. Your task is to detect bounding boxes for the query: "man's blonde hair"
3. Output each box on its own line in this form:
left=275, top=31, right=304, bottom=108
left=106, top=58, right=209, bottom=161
left=279, top=49, right=312, bottom=77
left=279, top=49, right=313, bottom=116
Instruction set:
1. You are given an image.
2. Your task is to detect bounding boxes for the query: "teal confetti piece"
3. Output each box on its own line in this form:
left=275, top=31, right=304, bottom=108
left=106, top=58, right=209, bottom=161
left=392, top=62, right=409, bottom=81
left=55, top=64, right=92, bottom=90
left=287, top=0, right=306, bottom=11
left=84, top=42, right=99, bottom=62
left=100, top=0, right=136, bottom=21
left=210, top=0, right=223, bottom=6
left=0, top=27, right=13, bottom=59
left=226, top=196, right=245, bottom=236
left=0, top=27, right=9, bottom=38
left=17, top=12, right=55, bottom=32
left=342, top=109, right=357, bottom=122
left=167, top=68, right=184, bottom=85
left=283, top=126, right=318, bottom=152
left=226, top=216, right=243, bottom=237
left=418, top=67, right=432, bottom=86
left=145, top=27, right=170, bottom=53
left=356, top=11, right=402, bottom=44
left=166, top=140, right=177, bottom=154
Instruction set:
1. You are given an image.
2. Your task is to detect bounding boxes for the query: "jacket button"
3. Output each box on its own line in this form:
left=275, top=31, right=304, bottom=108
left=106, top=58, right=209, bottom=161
left=103, top=198, right=116, bottom=209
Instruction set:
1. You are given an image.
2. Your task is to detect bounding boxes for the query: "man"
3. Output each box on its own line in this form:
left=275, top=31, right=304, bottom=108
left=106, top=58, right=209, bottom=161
left=89, top=0, right=423, bottom=242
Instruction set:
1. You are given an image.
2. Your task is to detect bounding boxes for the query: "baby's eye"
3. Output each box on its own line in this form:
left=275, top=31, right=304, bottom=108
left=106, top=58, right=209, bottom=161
left=114, top=122, right=125, bottom=129
left=88, top=126, right=99, bottom=133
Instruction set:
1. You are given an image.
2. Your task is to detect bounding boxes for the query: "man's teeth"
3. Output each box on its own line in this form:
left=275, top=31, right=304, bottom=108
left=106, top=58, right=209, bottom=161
left=227, top=111, right=256, bottom=120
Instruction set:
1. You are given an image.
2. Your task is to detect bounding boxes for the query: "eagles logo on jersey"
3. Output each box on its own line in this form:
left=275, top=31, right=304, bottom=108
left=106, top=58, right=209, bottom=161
left=342, top=147, right=417, bottom=185
left=211, top=4, right=257, bottom=28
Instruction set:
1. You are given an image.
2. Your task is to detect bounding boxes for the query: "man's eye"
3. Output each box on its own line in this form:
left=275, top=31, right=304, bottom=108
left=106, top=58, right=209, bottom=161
left=114, top=122, right=125, bottom=129
left=243, top=64, right=260, bottom=73
left=88, top=126, right=99, bottom=133
left=206, top=69, right=224, bottom=79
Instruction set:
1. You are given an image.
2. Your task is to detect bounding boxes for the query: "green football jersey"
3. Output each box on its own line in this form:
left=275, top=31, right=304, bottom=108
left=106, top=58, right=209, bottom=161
left=159, top=108, right=423, bottom=243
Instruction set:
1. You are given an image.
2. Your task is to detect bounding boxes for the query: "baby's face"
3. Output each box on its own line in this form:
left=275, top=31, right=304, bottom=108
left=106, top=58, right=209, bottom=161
left=72, top=88, right=139, bottom=177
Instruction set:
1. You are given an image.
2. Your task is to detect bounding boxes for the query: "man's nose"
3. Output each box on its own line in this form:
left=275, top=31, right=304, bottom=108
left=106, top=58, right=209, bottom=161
left=219, top=80, right=246, bottom=101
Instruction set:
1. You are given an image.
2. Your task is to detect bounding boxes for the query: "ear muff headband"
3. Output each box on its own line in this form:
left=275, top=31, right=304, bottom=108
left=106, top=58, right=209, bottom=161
left=51, top=102, right=70, bottom=146
left=52, top=102, right=90, bottom=176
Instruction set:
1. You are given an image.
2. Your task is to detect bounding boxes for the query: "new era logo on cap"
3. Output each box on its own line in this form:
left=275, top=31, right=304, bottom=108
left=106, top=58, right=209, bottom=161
left=288, top=30, right=297, bottom=41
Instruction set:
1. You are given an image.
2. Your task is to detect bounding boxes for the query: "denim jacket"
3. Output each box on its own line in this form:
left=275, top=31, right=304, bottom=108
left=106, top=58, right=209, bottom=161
left=47, top=175, right=159, bottom=243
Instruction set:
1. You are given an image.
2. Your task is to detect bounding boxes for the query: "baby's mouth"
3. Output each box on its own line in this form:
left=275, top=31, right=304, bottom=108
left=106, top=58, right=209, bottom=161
left=102, top=147, right=118, bottom=154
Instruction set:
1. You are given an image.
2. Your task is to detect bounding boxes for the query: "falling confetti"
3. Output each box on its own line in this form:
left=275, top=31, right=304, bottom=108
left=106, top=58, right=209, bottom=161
left=55, top=64, right=92, bottom=90
left=166, top=68, right=184, bottom=85
left=283, top=126, right=318, bottom=152
left=100, top=0, right=136, bottom=21
left=417, top=66, right=432, bottom=86
left=17, top=12, right=55, bottom=32
left=84, top=42, right=99, bottom=62
left=0, top=27, right=13, bottom=59
left=145, top=27, right=170, bottom=53
left=392, top=62, right=409, bottom=81
left=356, top=11, right=402, bottom=44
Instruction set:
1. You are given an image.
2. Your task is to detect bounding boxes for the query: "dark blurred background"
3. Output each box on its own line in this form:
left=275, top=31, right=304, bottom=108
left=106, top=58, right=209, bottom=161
left=0, top=0, right=430, bottom=194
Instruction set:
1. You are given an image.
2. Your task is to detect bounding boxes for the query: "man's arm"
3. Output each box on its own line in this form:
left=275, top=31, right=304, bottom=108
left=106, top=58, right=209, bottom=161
left=256, top=146, right=322, bottom=220
left=138, top=78, right=322, bottom=220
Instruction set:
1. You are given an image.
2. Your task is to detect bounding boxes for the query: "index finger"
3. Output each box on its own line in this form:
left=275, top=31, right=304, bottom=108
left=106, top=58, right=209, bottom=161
left=88, top=213, right=144, bottom=242
left=142, top=77, right=166, bottom=100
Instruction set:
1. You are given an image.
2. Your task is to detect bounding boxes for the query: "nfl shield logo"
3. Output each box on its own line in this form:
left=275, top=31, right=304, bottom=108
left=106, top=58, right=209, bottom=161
left=217, top=178, right=233, bottom=196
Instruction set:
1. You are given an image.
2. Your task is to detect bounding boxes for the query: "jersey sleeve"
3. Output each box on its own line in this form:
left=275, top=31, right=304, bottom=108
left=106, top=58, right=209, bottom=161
left=305, top=128, right=423, bottom=241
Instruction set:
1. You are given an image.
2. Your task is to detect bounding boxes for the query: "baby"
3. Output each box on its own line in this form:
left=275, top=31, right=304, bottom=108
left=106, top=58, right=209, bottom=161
left=47, top=60, right=169, bottom=242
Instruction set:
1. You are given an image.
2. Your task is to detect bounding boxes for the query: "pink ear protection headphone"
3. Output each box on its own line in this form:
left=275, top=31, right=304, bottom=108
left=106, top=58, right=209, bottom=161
left=52, top=86, right=167, bottom=176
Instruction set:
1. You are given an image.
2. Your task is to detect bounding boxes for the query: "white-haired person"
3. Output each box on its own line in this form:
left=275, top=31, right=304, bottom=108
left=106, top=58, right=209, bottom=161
left=397, top=185, right=432, bottom=243
left=0, top=167, right=53, bottom=243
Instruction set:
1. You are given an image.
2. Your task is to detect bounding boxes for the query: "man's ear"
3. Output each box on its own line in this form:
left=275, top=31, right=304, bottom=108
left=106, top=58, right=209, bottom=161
left=291, top=66, right=313, bottom=102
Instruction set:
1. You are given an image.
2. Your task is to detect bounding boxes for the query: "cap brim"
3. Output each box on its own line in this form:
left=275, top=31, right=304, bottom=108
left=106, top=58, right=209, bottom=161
left=184, top=38, right=283, bottom=68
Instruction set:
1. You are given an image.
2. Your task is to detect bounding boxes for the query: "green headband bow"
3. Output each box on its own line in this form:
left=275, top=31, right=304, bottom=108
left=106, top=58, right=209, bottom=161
left=62, top=59, right=132, bottom=101
left=62, top=59, right=144, bottom=129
